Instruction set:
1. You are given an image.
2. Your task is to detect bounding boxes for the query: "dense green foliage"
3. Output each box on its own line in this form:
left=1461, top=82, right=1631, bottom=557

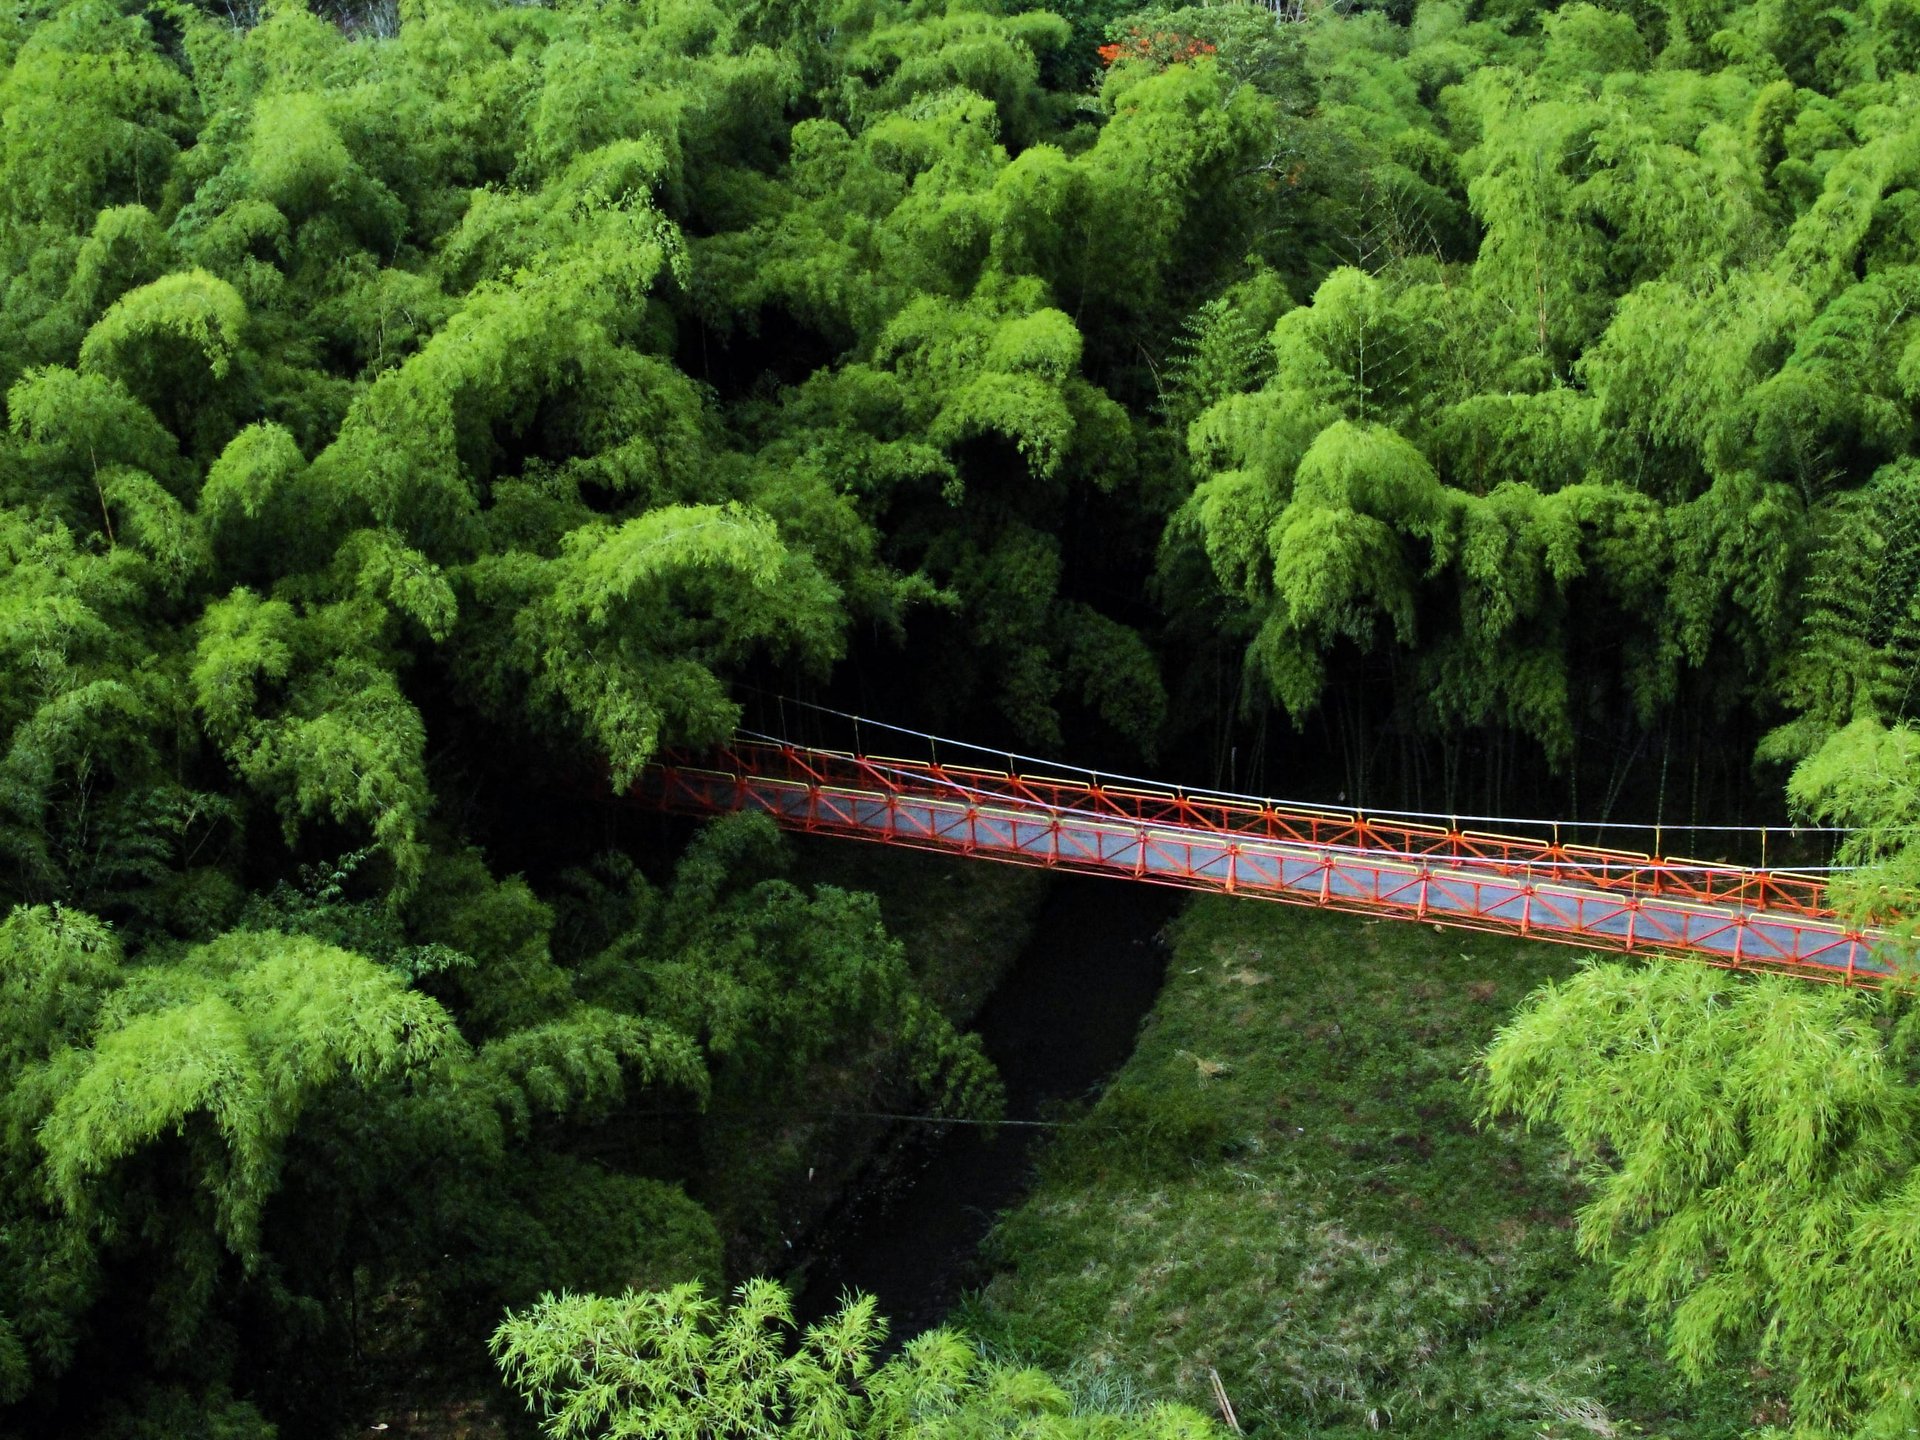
left=0, top=814, right=999, bottom=1434
left=1487, top=966, right=1920, bottom=1440
left=493, top=1279, right=1219, bottom=1440
left=1151, top=0, right=1920, bottom=832
left=6, top=0, right=1920, bottom=1431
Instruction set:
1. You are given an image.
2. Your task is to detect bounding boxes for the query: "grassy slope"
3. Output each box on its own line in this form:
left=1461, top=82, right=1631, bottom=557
left=965, top=898, right=1776, bottom=1440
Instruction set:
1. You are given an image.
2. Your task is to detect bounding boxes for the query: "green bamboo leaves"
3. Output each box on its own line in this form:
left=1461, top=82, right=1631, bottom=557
left=493, top=1280, right=1220, bottom=1440
left=1486, top=965, right=1920, bottom=1437
left=465, top=502, right=843, bottom=789
left=0, top=907, right=455, bottom=1380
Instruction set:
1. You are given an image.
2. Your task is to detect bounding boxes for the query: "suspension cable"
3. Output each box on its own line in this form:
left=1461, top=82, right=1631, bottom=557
left=733, top=692, right=1856, bottom=838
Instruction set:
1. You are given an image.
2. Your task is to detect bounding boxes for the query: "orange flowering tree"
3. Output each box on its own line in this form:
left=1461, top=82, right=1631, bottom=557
left=1097, top=25, right=1217, bottom=70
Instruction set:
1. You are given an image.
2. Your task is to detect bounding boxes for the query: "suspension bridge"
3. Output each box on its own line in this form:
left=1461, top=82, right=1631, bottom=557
left=630, top=709, right=1894, bottom=985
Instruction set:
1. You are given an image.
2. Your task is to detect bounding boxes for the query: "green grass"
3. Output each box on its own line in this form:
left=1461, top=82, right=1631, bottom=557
left=962, top=899, right=1774, bottom=1440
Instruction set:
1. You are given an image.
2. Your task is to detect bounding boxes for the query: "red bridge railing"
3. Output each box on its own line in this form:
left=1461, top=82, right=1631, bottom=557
left=631, top=740, right=1893, bottom=985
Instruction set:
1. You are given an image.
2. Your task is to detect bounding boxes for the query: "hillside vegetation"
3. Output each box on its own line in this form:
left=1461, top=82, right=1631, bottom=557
left=969, top=900, right=1759, bottom=1439
left=6, top=0, right=1920, bottom=1435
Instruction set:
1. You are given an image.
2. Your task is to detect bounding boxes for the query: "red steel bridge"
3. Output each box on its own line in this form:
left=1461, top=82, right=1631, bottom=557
left=632, top=721, right=1893, bottom=985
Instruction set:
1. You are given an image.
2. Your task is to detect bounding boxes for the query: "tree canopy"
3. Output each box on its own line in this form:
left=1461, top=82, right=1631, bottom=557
left=5, top=0, right=1920, bottom=1433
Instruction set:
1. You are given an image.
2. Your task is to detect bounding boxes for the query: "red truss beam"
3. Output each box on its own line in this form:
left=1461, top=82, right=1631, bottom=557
left=630, top=742, right=1891, bottom=985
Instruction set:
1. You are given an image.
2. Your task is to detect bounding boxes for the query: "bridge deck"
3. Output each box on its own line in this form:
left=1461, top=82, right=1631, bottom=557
left=633, top=742, right=1887, bottom=984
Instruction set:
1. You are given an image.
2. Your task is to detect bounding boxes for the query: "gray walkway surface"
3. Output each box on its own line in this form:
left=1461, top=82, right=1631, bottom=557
left=651, top=768, right=1885, bottom=981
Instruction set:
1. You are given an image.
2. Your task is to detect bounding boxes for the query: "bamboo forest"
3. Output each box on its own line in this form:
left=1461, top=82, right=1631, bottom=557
left=10, top=0, right=1920, bottom=1434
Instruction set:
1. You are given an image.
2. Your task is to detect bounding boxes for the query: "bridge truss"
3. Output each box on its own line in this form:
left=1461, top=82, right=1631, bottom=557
left=631, top=739, right=1891, bottom=985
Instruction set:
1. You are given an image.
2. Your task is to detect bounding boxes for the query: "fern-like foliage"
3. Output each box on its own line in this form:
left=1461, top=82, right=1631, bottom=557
left=1158, top=296, right=1268, bottom=442
left=1761, top=461, right=1920, bottom=927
